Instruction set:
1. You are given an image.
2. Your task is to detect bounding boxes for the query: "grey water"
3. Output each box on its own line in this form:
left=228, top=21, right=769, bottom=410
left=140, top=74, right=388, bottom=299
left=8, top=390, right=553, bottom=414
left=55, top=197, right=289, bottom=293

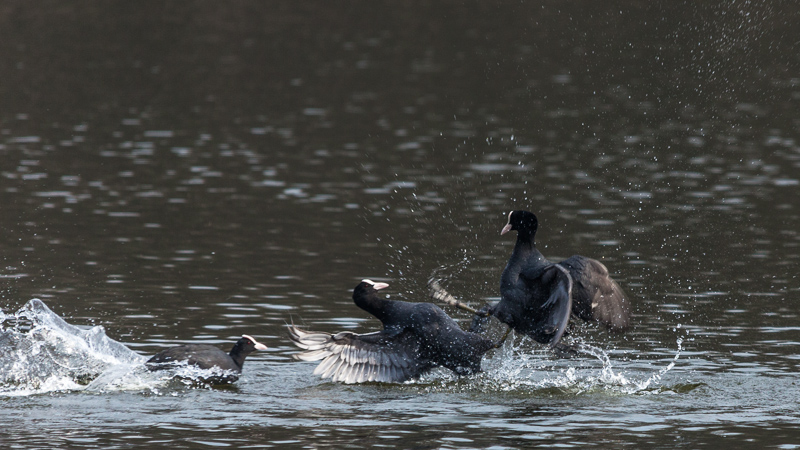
left=1, top=1, right=799, bottom=448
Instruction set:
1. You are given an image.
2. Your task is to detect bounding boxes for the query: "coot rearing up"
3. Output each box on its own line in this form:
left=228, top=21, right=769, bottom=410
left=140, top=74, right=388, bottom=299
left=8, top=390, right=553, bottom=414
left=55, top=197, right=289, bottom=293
left=471, top=210, right=630, bottom=346
left=146, top=335, right=267, bottom=384
left=288, top=280, right=498, bottom=384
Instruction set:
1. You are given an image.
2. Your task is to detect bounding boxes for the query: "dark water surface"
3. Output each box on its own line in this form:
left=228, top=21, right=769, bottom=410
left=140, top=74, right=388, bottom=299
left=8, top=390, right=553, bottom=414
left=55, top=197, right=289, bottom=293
left=2, top=2, right=800, bottom=448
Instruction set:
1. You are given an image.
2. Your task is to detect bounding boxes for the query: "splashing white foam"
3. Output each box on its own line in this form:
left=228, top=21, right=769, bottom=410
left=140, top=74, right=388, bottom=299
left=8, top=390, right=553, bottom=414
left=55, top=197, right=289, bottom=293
left=633, top=337, right=684, bottom=392
left=0, top=299, right=149, bottom=396
left=1, top=299, right=251, bottom=396
left=470, top=334, right=685, bottom=395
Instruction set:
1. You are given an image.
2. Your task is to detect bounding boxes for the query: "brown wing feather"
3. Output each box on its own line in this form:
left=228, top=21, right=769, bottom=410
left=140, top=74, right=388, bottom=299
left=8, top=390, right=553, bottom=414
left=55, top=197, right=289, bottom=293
left=561, top=255, right=631, bottom=331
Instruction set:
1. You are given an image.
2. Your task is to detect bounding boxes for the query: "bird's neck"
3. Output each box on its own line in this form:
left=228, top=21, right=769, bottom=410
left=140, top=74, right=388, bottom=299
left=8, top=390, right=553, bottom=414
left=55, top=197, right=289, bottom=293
left=229, top=348, right=247, bottom=369
left=512, top=232, right=542, bottom=261
left=354, top=294, right=385, bottom=317
left=502, top=233, right=545, bottom=283
left=353, top=294, right=396, bottom=327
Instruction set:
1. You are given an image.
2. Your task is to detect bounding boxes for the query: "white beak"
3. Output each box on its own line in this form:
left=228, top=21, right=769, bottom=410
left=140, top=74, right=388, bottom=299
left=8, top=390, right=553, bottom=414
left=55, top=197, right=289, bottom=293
left=242, top=334, right=268, bottom=350
left=362, top=279, right=390, bottom=290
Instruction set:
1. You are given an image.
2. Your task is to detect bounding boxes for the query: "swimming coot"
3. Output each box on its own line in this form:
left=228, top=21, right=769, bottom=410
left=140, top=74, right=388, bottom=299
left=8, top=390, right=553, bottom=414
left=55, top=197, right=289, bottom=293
left=470, top=210, right=630, bottom=347
left=288, top=279, right=498, bottom=384
left=145, top=335, right=267, bottom=384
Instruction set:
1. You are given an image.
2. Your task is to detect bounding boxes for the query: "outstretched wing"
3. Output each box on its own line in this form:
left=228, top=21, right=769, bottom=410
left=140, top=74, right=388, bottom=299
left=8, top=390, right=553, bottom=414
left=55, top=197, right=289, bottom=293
left=498, top=263, right=574, bottom=347
left=287, top=325, right=429, bottom=384
left=539, top=264, right=573, bottom=346
left=560, top=255, right=630, bottom=331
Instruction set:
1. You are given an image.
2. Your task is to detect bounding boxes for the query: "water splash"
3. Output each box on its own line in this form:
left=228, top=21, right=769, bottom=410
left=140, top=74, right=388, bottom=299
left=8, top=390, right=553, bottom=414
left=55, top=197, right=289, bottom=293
left=0, top=299, right=147, bottom=396
left=450, top=334, right=688, bottom=395
left=431, top=250, right=474, bottom=281
left=423, top=274, right=687, bottom=395
left=633, top=336, right=684, bottom=392
left=0, top=299, right=240, bottom=396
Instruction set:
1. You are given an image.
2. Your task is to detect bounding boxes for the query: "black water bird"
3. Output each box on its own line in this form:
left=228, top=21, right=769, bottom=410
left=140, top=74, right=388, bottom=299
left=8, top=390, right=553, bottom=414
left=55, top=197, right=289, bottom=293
left=470, top=210, right=630, bottom=346
left=288, top=279, right=498, bottom=384
left=145, top=335, right=267, bottom=384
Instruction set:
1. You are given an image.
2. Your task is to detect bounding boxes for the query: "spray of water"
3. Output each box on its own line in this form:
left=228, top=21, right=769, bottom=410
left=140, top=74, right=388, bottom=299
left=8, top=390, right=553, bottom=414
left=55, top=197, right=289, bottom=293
left=0, top=299, right=238, bottom=396
left=472, top=334, right=686, bottom=395
left=633, top=336, right=684, bottom=392
left=0, top=299, right=146, bottom=395
left=425, top=266, right=687, bottom=395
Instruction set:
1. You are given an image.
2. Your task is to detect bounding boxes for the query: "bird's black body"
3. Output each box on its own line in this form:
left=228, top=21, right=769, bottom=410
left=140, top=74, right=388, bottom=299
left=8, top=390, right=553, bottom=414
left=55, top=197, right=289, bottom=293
left=289, top=280, right=496, bottom=383
left=146, top=335, right=267, bottom=384
left=473, top=211, right=630, bottom=346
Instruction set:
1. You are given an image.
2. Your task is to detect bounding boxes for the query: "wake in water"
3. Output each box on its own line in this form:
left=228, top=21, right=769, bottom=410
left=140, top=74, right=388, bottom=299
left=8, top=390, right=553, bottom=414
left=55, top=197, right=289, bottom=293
left=0, top=299, right=243, bottom=396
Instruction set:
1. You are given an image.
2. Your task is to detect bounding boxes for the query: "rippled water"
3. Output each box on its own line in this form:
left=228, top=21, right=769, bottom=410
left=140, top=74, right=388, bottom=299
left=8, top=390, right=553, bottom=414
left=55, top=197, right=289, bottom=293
left=2, top=1, right=800, bottom=448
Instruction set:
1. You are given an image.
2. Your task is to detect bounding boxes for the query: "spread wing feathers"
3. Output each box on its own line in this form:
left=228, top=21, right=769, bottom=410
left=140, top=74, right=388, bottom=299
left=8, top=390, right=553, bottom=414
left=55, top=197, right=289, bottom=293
left=587, top=275, right=630, bottom=331
left=561, top=255, right=631, bottom=331
left=287, top=325, right=427, bottom=384
left=542, top=264, right=573, bottom=347
left=512, top=264, right=574, bottom=346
